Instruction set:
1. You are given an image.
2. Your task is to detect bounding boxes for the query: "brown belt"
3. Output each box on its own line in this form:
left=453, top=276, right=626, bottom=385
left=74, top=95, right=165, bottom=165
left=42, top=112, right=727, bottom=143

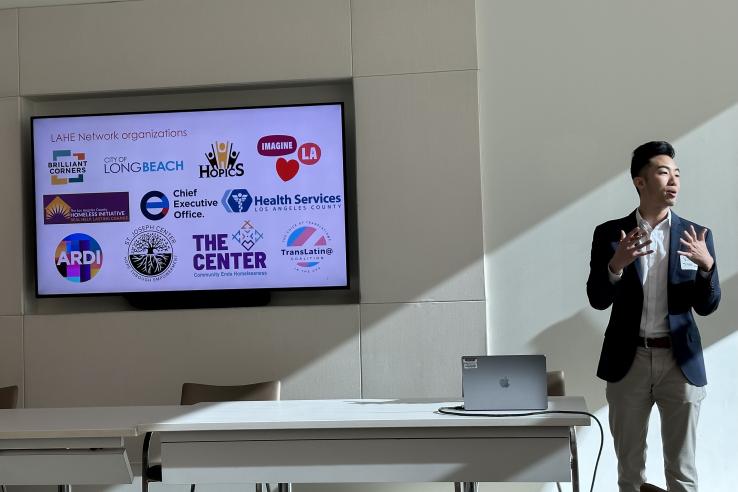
left=637, top=336, right=671, bottom=349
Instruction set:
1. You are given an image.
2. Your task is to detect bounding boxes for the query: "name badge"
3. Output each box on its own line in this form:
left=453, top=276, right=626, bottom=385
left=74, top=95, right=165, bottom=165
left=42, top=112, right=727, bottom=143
left=680, top=256, right=698, bottom=271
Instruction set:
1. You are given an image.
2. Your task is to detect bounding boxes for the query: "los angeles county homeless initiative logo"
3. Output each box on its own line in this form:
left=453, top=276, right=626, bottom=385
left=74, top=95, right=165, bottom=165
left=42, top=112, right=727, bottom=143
left=44, top=192, right=130, bottom=224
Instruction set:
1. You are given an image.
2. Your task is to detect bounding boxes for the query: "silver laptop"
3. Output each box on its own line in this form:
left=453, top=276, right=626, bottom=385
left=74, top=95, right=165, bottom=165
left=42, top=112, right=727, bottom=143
left=461, top=355, right=548, bottom=411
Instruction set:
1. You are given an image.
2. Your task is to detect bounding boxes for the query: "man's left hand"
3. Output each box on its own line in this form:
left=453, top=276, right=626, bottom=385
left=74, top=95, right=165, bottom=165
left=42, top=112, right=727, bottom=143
left=679, top=225, right=714, bottom=272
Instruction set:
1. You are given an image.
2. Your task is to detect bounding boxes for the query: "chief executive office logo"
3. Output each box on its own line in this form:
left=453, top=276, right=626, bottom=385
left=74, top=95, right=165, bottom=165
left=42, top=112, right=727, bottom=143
left=48, top=149, right=87, bottom=185
left=281, top=222, right=333, bottom=272
left=54, top=233, right=103, bottom=283
left=221, top=189, right=252, bottom=213
left=123, top=226, right=177, bottom=281
left=140, top=191, right=169, bottom=220
left=199, top=141, right=245, bottom=178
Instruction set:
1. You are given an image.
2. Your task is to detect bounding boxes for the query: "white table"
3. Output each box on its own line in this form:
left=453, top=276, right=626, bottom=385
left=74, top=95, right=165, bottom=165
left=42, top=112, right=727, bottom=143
left=0, top=397, right=590, bottom=492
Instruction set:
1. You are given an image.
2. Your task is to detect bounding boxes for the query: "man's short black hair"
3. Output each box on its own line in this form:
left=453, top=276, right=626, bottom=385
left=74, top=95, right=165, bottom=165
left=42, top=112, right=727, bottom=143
left=631, top=141, right=675, bottom=178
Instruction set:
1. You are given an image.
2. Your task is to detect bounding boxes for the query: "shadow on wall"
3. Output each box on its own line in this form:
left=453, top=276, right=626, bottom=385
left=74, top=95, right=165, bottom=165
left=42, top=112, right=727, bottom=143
left=530, top=273, right=738, bottom=412
left=481, top=89, right=738, bottom=490
left=478, top=0, right=738, bottom=253
left=530, top=310, right=607, bottom=409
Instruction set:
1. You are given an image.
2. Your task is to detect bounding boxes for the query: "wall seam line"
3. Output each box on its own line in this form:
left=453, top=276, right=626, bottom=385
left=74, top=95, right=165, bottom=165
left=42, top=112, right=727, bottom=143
left=21, top=316, right=25, bottom=408
left=358, top=303, right=363, bottom=399
left=360, top=299, right=485, bottom=306
left=15, top=7, right=20, bottom=95
left=354, top=68, right=479, bottom=79
left=348, top=0, right=354, bottom=77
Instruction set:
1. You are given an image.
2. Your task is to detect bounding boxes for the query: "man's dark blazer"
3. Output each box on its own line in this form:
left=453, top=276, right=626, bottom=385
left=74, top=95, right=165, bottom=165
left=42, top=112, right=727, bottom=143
left=587, top=210, right=720, bottom=386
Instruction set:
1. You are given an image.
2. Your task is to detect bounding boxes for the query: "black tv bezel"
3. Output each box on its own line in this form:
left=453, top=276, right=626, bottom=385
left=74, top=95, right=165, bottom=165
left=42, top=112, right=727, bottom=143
left=31, top=101, right=350, bottom=299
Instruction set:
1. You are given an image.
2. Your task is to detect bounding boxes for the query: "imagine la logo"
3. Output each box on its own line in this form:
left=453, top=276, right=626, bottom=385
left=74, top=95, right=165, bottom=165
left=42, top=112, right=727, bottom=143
left=44, top=196, right=72, bottom=222
left=199, top=141, right=245, bottom=178
left=49, top=150, right=86, bottom=185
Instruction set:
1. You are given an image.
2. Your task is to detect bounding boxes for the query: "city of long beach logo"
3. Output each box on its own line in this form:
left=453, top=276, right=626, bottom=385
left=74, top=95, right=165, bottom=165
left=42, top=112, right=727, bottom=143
left=48, top=150, right=87, bottom=185
left=123, top=226, right=177, bottom=281
left=199, top=141, right=245, bottom=178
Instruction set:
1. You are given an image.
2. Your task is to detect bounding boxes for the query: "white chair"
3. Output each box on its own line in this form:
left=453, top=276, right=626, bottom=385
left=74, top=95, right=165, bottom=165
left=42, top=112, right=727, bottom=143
left=142, top=380, right=283, bottom=492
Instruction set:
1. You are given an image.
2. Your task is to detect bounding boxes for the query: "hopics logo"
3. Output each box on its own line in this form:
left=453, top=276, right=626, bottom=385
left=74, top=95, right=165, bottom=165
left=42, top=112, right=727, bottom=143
left=281, top=222, right=333, bottom=272
left=257, top=135, right=321, bottom=182
left=124, top=226, right=177, bottom=281
left=48, top=150, right=87, bottom=185
left=199, top=141, right=245, bottom=178
left=54, top=233, right=103, bottom=282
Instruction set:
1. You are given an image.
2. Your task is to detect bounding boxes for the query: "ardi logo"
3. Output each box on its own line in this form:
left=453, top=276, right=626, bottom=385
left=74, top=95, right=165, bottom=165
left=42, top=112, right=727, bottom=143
left=54, top=233, right=103, bottom=282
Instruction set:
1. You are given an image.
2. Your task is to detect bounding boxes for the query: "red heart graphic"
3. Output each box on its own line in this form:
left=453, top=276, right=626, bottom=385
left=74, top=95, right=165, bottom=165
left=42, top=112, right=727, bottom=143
left=276, top=157, right=299, bottom=181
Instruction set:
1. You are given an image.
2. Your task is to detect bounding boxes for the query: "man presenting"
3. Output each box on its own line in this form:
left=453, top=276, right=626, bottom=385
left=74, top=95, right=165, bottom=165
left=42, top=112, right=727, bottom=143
left=587, top=141, right=720, bottom=492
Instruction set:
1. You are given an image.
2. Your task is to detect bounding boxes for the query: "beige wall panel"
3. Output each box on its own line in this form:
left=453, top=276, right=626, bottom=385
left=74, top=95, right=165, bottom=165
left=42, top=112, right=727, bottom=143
left=361, top=301, right=485, bottom=398
left=351, top=0, right=477, bottom=76
left=355, top=71, right=484, bottom=303
left=476, top=1, right=738, bottom=490
left=24, top=305, right=360, bottom=407
left=18, top=0, right=351, bottom=95
left=477, top=0, right=738, bottom=252
left=0, top=9, right=18, bottom=96
left=0, top=316, right=23, bottom=407
left=0, top=97, right=22, bottom=315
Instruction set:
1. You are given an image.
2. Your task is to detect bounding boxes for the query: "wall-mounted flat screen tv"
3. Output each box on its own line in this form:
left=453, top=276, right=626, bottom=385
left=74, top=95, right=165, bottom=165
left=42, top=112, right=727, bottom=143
left=32, top=103, right=348, bottom=297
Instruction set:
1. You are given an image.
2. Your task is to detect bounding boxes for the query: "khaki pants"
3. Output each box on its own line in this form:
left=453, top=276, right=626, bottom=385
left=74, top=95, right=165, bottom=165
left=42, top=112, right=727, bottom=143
left=606, top=347, right=705, bottom=492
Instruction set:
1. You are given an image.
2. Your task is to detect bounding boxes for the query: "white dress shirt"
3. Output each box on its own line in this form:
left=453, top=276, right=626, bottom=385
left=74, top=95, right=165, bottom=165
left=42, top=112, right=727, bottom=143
left=635, top=209, right=671, bottom=338
left=607, top=210, right=671, bottom=338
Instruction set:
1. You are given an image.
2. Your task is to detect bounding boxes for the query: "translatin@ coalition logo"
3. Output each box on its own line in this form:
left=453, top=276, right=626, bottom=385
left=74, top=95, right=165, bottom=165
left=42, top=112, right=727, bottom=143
left=123, top=225, right=177, bottom=281
left=281, top=221, right=333, bottom=272
left=54, top=233, right=102, bottom=282
left=140, top=191, right=169, bottom=220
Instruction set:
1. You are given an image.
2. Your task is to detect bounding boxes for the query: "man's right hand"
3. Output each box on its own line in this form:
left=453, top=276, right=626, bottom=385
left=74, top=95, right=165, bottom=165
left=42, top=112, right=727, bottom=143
left=608, top=227, right=653, bottom=274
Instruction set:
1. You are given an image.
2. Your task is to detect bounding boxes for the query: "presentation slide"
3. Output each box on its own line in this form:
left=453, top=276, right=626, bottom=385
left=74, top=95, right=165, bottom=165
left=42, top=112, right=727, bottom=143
left=33, top=104, right=347, bottom=296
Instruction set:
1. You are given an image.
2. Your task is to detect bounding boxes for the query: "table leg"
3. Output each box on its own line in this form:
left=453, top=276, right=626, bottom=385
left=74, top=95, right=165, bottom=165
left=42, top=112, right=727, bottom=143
left=453, top=482, right=477, bottom=492
left=277, top=483, right=292, bottom=492
left=570, top=427, right=580, bottom=492
left=57, top=486, right=71, bottom=492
